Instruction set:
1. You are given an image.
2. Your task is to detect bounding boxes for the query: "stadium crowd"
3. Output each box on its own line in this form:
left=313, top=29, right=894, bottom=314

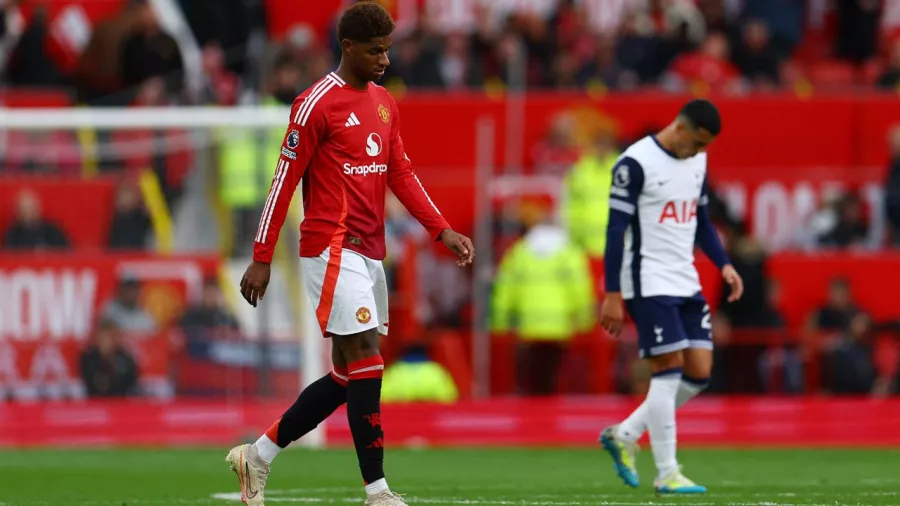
left=1, top=1, right=899, bottom=101
left=1, top=0, right=899, bottom=399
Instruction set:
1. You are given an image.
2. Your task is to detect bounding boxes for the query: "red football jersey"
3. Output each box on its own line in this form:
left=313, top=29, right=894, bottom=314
left=253, top=72, right=451, bottom=263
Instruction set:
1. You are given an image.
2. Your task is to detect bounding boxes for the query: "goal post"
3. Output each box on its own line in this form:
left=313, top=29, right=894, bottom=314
left=0, top=106, right=293, bottom=130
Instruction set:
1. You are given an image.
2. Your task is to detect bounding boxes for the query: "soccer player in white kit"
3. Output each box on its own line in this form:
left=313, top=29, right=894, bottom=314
left=598, top=100, right=744, bottom=494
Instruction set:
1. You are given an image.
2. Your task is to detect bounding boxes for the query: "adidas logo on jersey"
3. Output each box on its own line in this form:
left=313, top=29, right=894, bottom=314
left=345, top=113, right=361, bottom=127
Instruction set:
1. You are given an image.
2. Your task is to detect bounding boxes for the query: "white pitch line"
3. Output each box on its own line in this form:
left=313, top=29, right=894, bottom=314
left=266, top=488, right=362, bottom=494
left=264, top=485, right=896, bottom=496
left=209, top=493, right=864, bottom=506
left=541, top=492, right=895, bottom=499
left=257, top=490, right=898, bottom=500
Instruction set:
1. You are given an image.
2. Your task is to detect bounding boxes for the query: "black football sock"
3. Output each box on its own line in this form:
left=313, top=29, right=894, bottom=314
left=264, top=367, right=348, bottom=448
left=347, top=355, right=386, bottom=486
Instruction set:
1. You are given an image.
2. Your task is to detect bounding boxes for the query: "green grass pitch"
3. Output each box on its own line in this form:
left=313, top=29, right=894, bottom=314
left=2, top=447, right=898, bottom=505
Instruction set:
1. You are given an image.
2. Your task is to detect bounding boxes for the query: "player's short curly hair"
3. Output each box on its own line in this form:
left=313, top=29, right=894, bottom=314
left=337, top=1, right=395, bottom=43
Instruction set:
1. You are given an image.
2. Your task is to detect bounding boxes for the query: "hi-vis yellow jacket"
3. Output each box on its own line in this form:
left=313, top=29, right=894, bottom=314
left=381, top=360, right=459, bottom=404
left=219, top=96, right=285, bottom=208
left=561, top=150, right=620, bottom=257
left=491, top=225, right=596, bottom=341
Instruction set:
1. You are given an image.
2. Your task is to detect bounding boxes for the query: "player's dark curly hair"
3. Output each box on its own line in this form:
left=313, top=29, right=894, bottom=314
left=337, top=1, right=395, bottom=43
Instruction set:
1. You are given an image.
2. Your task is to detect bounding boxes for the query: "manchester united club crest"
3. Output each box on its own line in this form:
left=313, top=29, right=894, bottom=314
left=377, top=104, right=389, bottom=124
left=356, top=307, right=372, bottom=324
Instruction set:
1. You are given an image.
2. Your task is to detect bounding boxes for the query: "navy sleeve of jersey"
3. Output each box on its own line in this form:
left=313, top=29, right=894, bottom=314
left=605, top=157, right=644, bottom=293
left=695, top=176, right=731, bottom=269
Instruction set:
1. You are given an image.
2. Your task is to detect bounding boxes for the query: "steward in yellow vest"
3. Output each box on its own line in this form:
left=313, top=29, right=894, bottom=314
left=491, top=221, right=596, bottom=394
left=561, top=138, right=621, bottom=257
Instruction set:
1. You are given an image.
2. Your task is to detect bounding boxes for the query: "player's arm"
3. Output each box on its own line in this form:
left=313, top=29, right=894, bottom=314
left=385, top=98, right=474, bottom=266
left=600, top=157, right=644, bottom=337
left=695, top=177, right=744, bottom=302
left=240, top=97, right=326, bottom=307
left=695, top=177, right=730, bottom=268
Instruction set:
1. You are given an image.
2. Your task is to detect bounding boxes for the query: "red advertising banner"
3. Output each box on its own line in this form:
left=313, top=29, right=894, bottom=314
left=2, top=397, right=899, bottom=448
left=0, top=253, right=221, bottom=401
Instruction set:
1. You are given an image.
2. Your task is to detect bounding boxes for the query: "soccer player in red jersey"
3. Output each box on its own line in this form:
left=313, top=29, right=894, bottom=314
left=225, top=2, right=474, bottom=505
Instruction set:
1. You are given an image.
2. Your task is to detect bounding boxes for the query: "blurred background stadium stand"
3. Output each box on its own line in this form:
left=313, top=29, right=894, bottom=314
left=1, top=0, right=900, bottom=448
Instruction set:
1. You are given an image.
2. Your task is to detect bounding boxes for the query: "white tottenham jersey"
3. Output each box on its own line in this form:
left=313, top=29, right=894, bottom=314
left=609, top=136, right=708, bottom=299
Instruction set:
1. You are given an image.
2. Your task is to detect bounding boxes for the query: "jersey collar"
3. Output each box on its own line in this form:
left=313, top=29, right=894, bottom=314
left=651, top=135, right=679, bottom=160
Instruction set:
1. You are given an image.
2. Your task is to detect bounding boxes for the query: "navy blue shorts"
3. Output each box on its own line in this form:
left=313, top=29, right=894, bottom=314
left=625, top=293, right=713, bottom=358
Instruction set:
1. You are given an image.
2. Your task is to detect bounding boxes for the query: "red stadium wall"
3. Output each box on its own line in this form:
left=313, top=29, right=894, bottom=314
left=389, top=93, right=900, bottom=238
left=3, top=398, right=900, bottom=448
left=5, top=94, right=896, bottom=248
left=694, top=253, right=900, bottom=329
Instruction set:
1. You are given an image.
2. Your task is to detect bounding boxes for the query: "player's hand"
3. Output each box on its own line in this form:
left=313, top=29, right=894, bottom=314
left=240, top=260, right=271, bottom=307
left=722, top=264, right=744, bottom=303
left=439, top=229, right=475, bottom=267
left=600, top=292, right=625, bottom=337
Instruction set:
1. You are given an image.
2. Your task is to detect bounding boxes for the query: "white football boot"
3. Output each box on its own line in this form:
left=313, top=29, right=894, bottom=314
left=226, top=443, right=270, bottom=505
left=364, top=490, right=409, bottom=505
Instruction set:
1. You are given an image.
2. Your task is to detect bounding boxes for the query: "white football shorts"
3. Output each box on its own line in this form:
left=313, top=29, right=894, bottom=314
left=301, top=248, right=388, bottom=337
